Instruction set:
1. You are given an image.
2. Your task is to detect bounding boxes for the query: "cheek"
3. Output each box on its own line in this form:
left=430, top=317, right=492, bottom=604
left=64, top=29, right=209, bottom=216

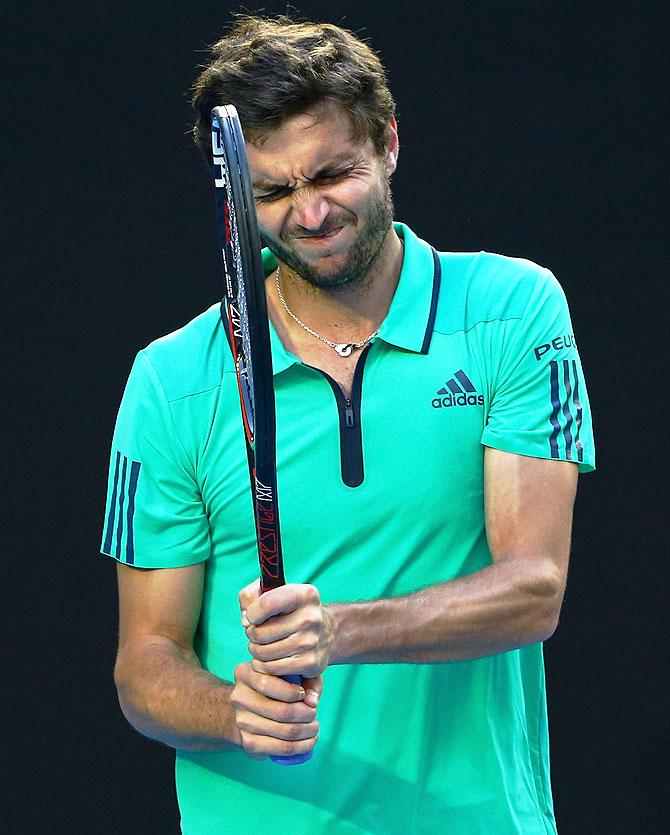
left=335, top=176, right=387, bottom=219
left=255, top=205, right=286, bottom=241
left=333, top=179, right=373, bottom=208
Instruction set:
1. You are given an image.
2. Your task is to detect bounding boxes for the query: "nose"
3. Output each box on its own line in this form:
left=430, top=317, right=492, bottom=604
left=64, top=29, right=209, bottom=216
left=291, top=189, right=330, bottom=232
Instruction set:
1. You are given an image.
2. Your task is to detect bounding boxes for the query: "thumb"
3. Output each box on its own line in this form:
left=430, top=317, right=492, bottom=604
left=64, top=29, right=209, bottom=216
left=301, top=675, right=323, bottom=708
left=239, top=578, right=261, bottom=626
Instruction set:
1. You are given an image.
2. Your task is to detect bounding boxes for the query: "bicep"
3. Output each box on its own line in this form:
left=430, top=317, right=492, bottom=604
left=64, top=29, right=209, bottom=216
left=484, top=447, right=578, bottom=590
left=116, top=561, right=205, bottom=654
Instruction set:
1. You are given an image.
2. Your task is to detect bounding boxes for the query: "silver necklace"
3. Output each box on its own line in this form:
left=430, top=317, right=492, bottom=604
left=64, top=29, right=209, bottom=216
left=274, top=268, right=379, bottom=358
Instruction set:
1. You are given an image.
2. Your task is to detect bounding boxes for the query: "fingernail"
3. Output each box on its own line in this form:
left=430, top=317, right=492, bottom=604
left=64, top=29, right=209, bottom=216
left=306, top=689, right=319, bottom=705
left=241, top=610, right=250, bottom=628
left=298, top=687, right=306, bottom=699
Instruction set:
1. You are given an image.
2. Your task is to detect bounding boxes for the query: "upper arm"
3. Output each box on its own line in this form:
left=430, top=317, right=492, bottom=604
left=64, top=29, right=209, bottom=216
left=116, top=561, right=205, bottom=656
left=484, top=446, right=578, bottom=597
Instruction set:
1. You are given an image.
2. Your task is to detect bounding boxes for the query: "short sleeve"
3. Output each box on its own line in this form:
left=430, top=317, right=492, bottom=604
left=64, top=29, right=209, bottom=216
left=100, top=351, right=211, bottom=567
left=480, top=270, right=595, bottom=472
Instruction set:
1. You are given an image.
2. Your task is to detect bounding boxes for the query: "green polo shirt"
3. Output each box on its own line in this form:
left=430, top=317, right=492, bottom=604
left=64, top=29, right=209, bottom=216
left=101, top=222, right=594, bottom=834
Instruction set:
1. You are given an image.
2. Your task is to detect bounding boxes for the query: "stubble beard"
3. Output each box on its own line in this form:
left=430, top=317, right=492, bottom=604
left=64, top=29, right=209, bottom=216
left=261, top=176, right=395, bottom=291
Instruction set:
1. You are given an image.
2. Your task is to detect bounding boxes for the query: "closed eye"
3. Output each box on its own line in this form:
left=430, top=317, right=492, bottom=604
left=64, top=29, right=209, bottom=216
left=254, top=186, right=292, bottom=203
left=318, top=166, right=353, bottom=182
left=254, top=165, right=357, bottom=203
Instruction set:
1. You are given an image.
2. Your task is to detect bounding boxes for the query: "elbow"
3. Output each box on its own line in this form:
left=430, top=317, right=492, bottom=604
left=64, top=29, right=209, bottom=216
left=113, top=653, right=135, bottom=721
left=536, top=607, right=561, bottom=642
left=528, top=564, right=566, bottom=643
left=113, top=648, right=148, bottom=729
left=113, top=649, right=133, bottom=701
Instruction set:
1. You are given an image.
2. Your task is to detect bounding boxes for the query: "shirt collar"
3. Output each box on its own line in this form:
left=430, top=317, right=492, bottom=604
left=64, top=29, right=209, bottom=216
left=377, top=222, right=441, bottom=354
left=261, top=222, right=441, bottom=376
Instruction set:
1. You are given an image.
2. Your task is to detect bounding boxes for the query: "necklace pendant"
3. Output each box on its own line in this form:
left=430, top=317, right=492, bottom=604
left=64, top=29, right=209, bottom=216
left=334, top=343, right=354, bottom=357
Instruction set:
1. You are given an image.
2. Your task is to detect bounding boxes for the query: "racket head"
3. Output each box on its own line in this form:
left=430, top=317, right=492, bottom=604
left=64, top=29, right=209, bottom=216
left=211, top=105, right=265, bottom=444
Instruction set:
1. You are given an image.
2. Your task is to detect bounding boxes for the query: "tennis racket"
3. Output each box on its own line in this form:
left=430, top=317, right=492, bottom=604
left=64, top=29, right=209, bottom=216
left=211, top=105, right=311, bottom=766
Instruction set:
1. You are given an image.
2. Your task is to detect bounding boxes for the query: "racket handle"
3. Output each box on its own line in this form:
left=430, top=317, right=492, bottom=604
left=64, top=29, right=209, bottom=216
left=270, top=674, right=314, bottom=766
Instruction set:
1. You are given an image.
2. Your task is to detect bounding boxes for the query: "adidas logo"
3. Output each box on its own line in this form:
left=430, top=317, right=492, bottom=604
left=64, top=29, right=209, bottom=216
left=432, top=370, right=484, bottom=409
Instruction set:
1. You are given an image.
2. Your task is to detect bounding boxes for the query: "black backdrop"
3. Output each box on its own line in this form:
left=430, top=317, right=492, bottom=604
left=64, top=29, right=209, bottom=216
left=6, top=2, right=665, bottom=833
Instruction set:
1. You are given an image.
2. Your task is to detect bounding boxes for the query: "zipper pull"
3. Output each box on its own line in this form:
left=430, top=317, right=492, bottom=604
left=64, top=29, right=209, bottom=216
left=345, top=399, right=355, bottom=428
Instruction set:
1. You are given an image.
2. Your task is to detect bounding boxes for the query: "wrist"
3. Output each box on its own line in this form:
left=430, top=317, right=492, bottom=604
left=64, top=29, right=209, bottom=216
left=323, top=601, right=358, bottom=665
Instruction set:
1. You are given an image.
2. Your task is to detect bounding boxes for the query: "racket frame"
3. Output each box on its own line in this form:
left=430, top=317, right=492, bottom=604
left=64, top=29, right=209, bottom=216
left=211, top=104, right=285, bottom=593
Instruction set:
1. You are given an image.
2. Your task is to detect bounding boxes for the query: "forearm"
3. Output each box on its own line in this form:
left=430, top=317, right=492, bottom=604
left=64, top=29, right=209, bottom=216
left=114, top=637, right=242, bottom=752
left=327, top=556, right=562, bottom=665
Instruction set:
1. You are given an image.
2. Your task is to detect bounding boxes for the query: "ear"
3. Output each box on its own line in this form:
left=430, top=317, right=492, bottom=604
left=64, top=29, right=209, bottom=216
left=384, top=117, right=399, bottom=175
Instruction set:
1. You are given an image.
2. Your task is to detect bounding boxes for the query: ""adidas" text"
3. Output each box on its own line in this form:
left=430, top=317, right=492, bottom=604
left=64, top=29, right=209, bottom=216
left=432, top=393, right=485, bottom=409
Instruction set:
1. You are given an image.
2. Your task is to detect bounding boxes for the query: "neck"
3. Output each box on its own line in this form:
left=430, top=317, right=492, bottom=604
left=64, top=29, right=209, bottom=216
left=269, top=226, right=404, bottom=344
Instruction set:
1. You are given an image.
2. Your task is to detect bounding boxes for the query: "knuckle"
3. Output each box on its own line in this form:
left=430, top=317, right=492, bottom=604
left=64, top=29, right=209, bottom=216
left=299, top=633, right=316, bottom=652
left=242, top=734, right=261, bottom=755
left=277, top=702, right=298, bottom=723
left=251, top=644, right=270, bottom=662
left=278, top=740, right=297, bottom=758
left=235, top=716, right=252, bottom=733
left=301, top=611, right=320, bottom=631
left=285, top=723, right=303, bottom=741
left=305, top=584, right=320, bottom=604
left=253, top=674, right=269, bottom=697
left=303, top=652, right=319, bottom=674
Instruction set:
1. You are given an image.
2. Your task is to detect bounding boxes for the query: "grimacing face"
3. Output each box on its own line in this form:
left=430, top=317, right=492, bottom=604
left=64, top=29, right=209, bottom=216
left=247, top=105, right=399, bottom=290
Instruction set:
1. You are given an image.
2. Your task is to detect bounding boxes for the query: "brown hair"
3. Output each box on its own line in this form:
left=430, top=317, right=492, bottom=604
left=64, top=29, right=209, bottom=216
left=191, top=15, right=396, bottom=162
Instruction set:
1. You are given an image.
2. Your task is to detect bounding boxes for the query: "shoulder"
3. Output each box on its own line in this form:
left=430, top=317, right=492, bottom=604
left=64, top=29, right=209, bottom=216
left=433, top=250, right=564, bottom=333
left=139, top=303, right=227, bottom=402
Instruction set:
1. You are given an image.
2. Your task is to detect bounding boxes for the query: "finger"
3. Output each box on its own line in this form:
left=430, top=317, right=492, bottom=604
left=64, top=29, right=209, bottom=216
left=245, top=606, right=321, bottom=645
left=250, top=657, right=306, bottom=678
left=234, top=664, right=306, bottom=703
left=238, top=578, right=261, bottom=622
left=233, top=682, right=317, bottom=724
left=250, top=657, right=324, bottom=680
left=240, top=730, right=319, bottom=760
left=301, top=675, right=323, bottom=709
left=246, top=583, right=319, bottom=626
left=248, top=631, right=312, bottom=662
left=236, top=710, right=320, bottom=742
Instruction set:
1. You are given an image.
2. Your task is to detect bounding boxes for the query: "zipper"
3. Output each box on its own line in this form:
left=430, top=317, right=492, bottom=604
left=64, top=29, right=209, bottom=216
left=309, top=343, right=371, bottom=488
left=345, top=399, right=355, bottom=428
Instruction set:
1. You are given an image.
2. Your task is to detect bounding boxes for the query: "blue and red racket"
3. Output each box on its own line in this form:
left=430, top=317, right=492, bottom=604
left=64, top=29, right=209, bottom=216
left=210, top=105, right=311, bottom=766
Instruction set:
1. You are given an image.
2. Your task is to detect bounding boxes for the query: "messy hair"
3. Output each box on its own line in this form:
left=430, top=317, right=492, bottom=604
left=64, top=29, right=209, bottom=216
left=191, top=15, right=396, bottom=162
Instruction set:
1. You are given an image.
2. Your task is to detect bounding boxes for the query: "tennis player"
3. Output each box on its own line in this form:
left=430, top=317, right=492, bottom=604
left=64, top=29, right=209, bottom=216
left=102, top=15, right=595, bottom=834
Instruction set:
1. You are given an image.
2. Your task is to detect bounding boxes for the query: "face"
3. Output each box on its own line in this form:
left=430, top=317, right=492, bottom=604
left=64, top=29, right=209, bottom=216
left=247, top=104, right=398, bottom=290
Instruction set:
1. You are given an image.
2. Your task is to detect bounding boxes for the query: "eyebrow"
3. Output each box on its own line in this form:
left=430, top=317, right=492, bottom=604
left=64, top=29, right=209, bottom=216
left=252, top=155, right=360, bottom=191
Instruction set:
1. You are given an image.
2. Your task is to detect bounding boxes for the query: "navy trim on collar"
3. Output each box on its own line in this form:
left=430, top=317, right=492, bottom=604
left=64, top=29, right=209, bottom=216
left=420, top=247, right=442, bottom=355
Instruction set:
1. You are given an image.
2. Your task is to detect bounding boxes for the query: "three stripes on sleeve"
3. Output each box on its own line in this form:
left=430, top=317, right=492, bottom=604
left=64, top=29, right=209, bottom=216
left=548, top=359, right=584, bottom=463
left=102, top=451, right=141, bottom=564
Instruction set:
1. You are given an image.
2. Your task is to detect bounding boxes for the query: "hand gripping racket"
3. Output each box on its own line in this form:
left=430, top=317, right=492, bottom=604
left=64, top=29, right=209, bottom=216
left=211, top=105, right=311, bottom=766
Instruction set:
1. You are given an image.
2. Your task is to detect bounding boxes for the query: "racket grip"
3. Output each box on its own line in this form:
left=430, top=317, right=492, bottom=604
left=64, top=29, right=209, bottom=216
left=270, top=674, right=314, bottom=766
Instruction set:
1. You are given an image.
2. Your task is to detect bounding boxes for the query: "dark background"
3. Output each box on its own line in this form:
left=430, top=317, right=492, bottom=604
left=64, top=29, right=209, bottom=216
left=6, top=1, right=665, bottom=832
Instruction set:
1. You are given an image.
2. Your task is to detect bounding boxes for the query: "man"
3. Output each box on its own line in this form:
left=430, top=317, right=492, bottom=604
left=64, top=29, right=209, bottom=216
left=102, top=16, right=594, bottom=834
